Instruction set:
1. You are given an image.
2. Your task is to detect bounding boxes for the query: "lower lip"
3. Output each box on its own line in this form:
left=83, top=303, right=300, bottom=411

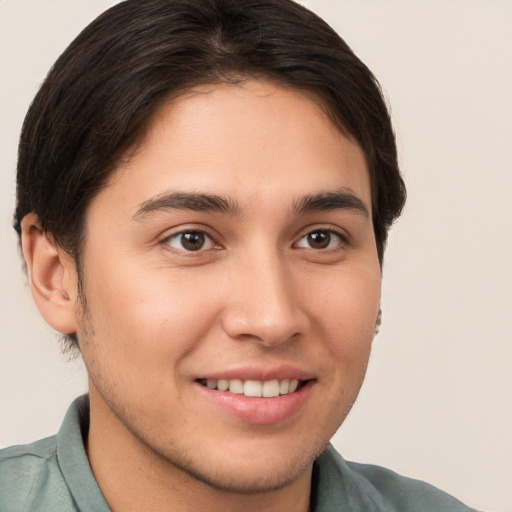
left=196, top=380, right=314, bottom=425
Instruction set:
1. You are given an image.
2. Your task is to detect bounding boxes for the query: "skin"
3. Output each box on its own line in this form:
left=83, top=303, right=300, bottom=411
left=23, top=80, right=381, bottom=512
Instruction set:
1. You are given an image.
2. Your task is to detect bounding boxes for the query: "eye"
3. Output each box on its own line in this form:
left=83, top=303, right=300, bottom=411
left=164, top=230, right=216, bottom=252
left=295, top=229, right=344, bottom=250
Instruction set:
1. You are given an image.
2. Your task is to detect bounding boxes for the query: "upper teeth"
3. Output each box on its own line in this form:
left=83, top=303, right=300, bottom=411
left=204, top=378, right=300, bottom=398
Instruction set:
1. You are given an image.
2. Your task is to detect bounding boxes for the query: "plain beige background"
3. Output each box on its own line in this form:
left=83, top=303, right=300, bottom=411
left=1, top=1, right=511, bottom=510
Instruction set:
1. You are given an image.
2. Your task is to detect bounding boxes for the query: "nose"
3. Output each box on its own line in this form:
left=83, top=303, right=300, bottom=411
left=221, top=251, right=309, bottom=347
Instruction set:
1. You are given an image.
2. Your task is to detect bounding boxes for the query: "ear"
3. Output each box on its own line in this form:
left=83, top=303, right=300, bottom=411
left=20, top=213, right=78, bottom=334
left=374, top=307, right=382, bottom=337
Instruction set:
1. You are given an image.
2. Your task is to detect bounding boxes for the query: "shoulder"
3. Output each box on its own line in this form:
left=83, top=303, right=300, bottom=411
left=0, top=435, right=59, bottom=485
left=314, top=445, right=479, bottom=512
left=0, top=437, right=77, bottom=512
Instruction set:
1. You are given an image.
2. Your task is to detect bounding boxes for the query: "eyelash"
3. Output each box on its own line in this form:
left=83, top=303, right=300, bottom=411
left=162, top=229, right=219, bottom=254
left=161, top=226, right=348, bottom=255
left=294, top=228, right=348, bottom=251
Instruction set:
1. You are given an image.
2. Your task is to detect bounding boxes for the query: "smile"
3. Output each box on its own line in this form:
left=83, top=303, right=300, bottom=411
left=197, top=378, right=303, bottom=398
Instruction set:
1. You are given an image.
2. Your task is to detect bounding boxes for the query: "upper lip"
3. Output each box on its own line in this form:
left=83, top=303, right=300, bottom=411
left=196, top=364, right=316, bottom=382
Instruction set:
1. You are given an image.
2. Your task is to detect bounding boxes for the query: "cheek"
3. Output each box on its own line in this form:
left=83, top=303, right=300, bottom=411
left=77, top=276, right=221, bottom=414
left=311, top=266, right=380, bottom=361
left=77, top=259, right=223, bottom=377
left=80, top=264, right=226, bottom=352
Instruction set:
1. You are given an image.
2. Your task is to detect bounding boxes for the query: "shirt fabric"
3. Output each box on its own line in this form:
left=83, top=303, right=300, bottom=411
left=0, top=396, right=477, bottom=512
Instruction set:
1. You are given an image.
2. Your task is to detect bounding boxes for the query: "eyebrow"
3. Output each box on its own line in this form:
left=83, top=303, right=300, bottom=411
left=291, top=189, right=369, bottom=218
left=133, top=192, right=241, bottom=219
left=133, top=188, right=369, bottom=221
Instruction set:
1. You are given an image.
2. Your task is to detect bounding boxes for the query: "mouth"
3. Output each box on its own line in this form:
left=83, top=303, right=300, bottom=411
left=196, top=378, right=306, bottom=398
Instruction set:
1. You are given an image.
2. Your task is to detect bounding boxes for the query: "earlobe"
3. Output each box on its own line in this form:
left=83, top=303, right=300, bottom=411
left=20, top=213, right=78, bottom=334
left=374, top=307, right=382, bottom=337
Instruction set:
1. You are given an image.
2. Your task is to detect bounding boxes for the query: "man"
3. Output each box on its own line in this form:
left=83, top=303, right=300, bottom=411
left=0, top=1, right=477, bottom=510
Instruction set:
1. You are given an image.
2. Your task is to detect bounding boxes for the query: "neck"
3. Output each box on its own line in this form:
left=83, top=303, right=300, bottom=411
left=86, top=388, right=312, bottom=512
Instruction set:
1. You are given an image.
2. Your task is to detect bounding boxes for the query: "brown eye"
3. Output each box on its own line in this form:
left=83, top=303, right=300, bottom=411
left=295, top=229, right=343, bottom=250
left=307, top=231, right=330, bottom=249
left=181, top=232, right=205, bottom=251
left=165, top=231, right=215, bottom=252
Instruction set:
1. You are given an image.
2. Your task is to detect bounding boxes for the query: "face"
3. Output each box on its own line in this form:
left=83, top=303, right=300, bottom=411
left=73, top=80, right=381, bottom=493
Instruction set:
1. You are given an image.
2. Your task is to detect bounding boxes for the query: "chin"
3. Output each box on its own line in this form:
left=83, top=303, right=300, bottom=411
left=171, top=450, right=316, bottom=494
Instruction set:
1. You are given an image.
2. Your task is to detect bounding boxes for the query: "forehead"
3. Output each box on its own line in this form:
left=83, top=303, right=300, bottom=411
left=96, top=80, right=371, bottom=219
